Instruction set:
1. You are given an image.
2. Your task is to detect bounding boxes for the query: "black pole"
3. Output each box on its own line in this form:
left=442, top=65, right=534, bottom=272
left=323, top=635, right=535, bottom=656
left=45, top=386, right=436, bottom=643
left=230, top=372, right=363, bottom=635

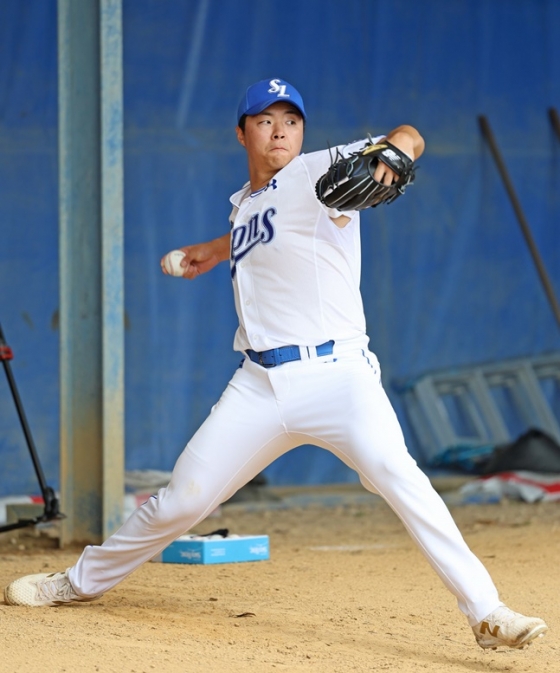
left=0, top=323, right=62, bottom=527
left=478, top=115, right=560, bottom=331
left=549, top=108, right=560, bottom=142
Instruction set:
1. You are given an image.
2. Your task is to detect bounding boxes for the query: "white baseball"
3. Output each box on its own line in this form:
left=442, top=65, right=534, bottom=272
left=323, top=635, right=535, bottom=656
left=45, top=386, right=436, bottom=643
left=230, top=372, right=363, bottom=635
left=163, top=250, right=186, bottom=277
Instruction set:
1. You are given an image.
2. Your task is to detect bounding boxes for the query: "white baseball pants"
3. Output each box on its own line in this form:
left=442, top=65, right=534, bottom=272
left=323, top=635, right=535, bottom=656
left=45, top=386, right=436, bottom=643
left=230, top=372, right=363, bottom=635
left=69, top=342, right=500, bottom=625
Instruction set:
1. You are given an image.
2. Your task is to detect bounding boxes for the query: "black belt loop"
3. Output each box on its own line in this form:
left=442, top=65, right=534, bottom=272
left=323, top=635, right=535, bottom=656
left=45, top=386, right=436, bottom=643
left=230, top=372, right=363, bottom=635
left=246, top=340, right=334, bottom=368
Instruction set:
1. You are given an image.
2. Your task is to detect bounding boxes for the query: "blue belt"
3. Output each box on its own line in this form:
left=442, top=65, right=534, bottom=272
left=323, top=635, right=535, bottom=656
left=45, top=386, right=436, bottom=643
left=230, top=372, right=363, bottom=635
left=246, top=340, right=335, bottom=368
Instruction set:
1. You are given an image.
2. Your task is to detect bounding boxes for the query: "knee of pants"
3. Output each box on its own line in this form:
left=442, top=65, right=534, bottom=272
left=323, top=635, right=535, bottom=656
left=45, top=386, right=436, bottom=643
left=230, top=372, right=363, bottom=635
left=356, top=445, right=420, bottom=486
left=147, top=484, right=217, bottom=530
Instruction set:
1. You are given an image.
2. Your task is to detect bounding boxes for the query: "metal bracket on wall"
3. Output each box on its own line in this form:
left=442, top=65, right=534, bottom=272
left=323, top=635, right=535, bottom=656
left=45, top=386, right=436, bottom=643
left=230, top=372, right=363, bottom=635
left=396, top=352, right=560, bottom=461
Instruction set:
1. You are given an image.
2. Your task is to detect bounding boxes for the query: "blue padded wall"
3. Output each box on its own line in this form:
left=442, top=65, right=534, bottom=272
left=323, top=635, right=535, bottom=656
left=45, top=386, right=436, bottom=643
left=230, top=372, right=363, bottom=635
left=1, top=0, right=559, bottom=494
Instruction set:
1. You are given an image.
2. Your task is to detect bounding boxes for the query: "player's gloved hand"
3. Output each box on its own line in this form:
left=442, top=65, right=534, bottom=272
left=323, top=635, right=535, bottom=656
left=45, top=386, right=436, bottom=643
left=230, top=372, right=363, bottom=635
left=315, top=136, right=417, bottom=211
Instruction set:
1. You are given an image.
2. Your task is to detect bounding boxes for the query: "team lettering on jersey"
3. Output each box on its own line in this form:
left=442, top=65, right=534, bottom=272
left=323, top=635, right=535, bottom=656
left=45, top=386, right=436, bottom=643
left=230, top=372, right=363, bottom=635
left=231, top=207, right=276, bottom=277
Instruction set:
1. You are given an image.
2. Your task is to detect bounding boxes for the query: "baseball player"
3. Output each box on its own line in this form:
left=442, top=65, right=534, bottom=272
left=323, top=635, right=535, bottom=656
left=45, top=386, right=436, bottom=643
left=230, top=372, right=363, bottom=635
left=4, top=78, right=548, bottom=651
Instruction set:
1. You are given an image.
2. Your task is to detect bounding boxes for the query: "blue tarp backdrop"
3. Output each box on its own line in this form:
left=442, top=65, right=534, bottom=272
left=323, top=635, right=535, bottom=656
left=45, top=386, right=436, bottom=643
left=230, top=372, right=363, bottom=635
left=1, top=0, right=559, bottom=496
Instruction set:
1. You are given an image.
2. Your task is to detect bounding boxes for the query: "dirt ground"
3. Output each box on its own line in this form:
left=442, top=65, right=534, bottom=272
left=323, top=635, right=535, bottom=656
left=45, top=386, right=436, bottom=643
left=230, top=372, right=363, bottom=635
left=0, top=486, right=558, bottom=673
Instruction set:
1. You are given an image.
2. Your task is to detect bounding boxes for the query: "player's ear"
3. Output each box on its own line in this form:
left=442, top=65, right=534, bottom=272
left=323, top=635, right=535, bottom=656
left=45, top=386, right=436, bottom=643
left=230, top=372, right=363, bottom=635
left=235, top=126, right=246, bottom=148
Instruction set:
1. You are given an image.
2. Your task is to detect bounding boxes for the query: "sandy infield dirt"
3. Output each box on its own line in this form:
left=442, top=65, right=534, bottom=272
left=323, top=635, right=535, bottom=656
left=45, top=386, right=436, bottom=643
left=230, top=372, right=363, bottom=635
left=0, top=486, right=558, bottom=673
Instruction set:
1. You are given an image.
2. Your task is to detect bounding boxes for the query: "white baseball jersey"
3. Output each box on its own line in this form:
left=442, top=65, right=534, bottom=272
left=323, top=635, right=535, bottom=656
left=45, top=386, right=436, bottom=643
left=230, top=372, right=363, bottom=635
left=228, top=138, right=383, bottom=353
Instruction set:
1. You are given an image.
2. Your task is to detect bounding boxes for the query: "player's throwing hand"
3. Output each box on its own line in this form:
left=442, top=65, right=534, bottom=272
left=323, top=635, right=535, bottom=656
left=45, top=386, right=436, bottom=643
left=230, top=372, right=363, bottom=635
left=161, top=234, right=230, bottom=280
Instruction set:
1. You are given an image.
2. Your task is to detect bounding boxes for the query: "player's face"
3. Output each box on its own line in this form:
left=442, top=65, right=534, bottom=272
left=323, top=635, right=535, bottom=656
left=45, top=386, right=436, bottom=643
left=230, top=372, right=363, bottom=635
left=236, top=102, right=304, bottom=175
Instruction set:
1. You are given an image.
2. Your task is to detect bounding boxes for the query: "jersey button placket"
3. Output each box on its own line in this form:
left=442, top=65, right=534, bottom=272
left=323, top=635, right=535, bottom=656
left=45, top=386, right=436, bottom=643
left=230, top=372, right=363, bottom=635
left=233, top=201, right=268, bottom=351
left=236, top=262, right=259, bottom=347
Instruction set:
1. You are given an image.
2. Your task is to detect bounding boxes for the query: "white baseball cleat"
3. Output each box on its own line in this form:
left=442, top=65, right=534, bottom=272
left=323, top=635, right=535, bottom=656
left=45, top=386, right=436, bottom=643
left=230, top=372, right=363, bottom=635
left=4, top=570, right=101, bottom=607
left=472, top=605, right=548, bottom=649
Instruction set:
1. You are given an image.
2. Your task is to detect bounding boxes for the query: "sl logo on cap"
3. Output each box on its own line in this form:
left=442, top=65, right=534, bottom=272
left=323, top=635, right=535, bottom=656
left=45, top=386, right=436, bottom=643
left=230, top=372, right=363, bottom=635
left=268, top=79, right=290, bottom=99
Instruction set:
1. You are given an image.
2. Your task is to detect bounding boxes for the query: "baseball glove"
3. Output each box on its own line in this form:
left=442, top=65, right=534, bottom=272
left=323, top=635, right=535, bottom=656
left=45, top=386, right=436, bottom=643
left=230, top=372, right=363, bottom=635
left=315, top=138, right=416, bottom=211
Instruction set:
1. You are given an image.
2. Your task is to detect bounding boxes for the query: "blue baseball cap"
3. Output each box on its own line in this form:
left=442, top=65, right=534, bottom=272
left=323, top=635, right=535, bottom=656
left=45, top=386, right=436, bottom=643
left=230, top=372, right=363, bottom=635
left=237, top=78, right=307, bottom=124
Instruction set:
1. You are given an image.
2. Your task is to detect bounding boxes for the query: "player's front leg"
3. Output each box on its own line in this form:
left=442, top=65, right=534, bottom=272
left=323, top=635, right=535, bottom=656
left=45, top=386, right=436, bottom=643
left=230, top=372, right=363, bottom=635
left=338, top=375, right=502, bottom=625
left=324, top=355, right=547, bottom=648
